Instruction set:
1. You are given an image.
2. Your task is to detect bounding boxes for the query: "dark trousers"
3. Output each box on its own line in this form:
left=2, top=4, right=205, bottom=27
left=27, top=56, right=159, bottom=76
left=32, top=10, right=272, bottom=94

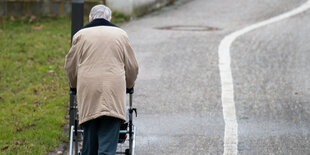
left=81, top=116, right=121, bottom=155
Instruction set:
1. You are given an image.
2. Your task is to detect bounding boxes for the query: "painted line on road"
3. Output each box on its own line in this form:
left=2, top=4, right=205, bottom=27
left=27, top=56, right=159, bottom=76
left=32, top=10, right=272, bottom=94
left=218, top=1, right=310, bottom=155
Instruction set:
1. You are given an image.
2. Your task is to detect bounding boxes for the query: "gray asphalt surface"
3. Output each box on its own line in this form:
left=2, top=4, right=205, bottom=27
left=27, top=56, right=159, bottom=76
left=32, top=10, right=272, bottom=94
left=121, top=0, right=310, bottom=154
left=232, top=6, right=310, bottom=155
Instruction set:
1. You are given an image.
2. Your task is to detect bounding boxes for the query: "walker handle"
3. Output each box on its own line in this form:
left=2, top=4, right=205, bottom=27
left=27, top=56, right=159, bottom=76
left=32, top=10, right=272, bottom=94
left=126, top=88, right=134, bottom=94
left=70, top=88, right=77, bottom=95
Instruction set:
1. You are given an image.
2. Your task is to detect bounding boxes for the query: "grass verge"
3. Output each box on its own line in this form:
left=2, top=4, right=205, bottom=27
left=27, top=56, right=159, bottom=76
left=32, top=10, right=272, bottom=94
left=0, top=12, right=129, bottom=155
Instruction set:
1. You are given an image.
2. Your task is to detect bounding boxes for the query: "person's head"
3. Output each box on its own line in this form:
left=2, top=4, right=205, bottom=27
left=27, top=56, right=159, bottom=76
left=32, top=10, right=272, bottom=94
left=89, top=4, right=112, bottom=22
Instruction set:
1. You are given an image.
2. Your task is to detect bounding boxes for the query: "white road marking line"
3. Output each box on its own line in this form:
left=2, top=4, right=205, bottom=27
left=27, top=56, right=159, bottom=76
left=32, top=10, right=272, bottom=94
left=218, top=1, right=310, bottom=154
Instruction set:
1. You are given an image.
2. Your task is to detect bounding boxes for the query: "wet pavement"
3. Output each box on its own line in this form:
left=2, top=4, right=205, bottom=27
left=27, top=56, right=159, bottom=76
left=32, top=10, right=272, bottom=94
left=121, top=0, right=310, bottom=154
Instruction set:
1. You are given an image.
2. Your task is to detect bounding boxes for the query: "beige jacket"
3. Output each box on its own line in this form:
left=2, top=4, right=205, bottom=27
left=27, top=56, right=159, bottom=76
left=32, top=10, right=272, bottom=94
left=65, top=26, right=138, bottom=125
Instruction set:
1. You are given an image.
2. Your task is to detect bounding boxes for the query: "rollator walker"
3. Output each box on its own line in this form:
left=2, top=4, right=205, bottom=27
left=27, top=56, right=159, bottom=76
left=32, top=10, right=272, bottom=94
left=68, top=88, right=137, bottom=155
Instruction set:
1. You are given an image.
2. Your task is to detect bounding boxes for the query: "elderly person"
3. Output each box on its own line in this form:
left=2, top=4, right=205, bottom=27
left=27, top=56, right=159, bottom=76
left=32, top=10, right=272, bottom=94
left=65, top=4, right=139, bottom=155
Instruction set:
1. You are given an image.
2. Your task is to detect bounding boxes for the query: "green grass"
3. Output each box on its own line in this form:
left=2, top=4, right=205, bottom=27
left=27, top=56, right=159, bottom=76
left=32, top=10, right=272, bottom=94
left=111, top=11, right=130, bottom=23
left=0, top=16, right=70, bottom=154
left=0, top=13, right=129, bottom=155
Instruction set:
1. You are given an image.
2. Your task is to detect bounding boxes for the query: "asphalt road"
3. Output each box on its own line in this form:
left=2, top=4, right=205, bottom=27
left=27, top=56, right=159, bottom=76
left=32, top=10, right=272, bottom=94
left=121, top=0, right=310, bottom=154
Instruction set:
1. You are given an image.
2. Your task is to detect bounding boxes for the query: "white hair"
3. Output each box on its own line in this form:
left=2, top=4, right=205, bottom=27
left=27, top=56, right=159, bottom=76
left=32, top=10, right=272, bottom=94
left=89, top=4, right=112, bottom=21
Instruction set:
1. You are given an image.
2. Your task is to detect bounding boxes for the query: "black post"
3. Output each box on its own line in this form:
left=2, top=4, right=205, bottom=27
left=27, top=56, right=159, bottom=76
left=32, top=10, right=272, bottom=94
left=69, top=0, right=84, bottom=138
left=71, top=0, right=84, bottom=42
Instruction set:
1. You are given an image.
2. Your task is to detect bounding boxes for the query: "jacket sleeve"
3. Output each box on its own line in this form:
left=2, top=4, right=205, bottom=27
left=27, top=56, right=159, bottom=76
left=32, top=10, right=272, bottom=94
left=123, top=36, right=139, bottom=89
left=64, top=36, right=80, bottom=88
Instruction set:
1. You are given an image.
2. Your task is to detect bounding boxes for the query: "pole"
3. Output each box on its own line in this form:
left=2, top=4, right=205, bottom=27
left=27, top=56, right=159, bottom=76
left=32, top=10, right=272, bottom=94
left=71, top=0, right=84, bottom=42
left=69, top=0, right=83, bottom=138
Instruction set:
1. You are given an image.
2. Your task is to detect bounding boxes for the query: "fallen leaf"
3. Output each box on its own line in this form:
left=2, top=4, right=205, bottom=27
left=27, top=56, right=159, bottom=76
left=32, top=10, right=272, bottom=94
left=17, top=127, right=23, bottom=132
left=29, top=15, right=36, bottom=23
left=13, top=140, right=23, bottom=145
left=10, top=16, right=15, bottom=21
left=32, top=25, right=43, bottom=31
left=1, top=145, right=9, bottom=151
left=33, top=100, right=40, bottom=104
